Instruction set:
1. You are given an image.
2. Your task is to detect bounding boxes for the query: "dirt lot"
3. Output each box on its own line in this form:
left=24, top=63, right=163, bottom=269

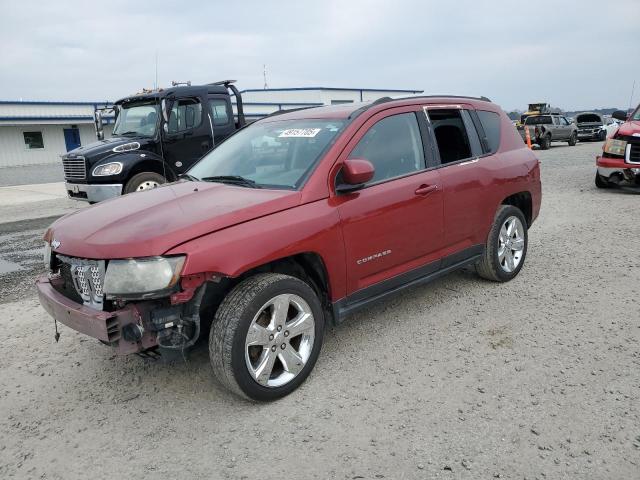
left=0, top=141, right=638, bottom=479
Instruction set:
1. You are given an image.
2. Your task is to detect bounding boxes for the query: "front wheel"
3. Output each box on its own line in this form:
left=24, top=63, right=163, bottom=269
left=595, top=172, right=611, bottom=189
left=476, top=205, right=528, bottom=282
left=539, top=135, right=551, bottom=150
left=124, top=172, right=166, bottom=194
left=209, top=273, right=325, bottom=401
left=568, top=132, right=577, bottom=146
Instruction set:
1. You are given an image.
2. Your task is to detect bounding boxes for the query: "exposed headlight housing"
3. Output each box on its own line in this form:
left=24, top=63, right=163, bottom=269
left=112, top=142, right=140, bottom=153
left=103, top=256, right=185, bottom=298
left=43, top=242, right=52, bottom=269
left=92, top=162, right=123, bottom=176
left=603, top=138, right=627, bottom=156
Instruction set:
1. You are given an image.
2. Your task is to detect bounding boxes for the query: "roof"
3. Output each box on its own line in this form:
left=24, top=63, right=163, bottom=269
left=240, top=86, right=423, bottom=94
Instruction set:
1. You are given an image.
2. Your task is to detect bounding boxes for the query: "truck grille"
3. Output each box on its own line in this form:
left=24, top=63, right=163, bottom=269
left=56, top=254, right=105, bottom=310
left=62, top=156, right=86, bottom=180
left=628, top=143, right=640, bottom=164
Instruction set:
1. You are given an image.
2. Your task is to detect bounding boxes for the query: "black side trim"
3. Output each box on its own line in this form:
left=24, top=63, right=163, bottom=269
left=332, top=245, right=484, bottom=324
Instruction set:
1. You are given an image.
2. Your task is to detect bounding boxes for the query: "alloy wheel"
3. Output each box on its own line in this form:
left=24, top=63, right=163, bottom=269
left=497, top=216, right=525, bottom=273
left=244, top=293, right=315, bottom=388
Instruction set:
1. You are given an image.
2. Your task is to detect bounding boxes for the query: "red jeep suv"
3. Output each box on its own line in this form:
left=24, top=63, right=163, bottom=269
left=38, top=95, right=541, bottom=400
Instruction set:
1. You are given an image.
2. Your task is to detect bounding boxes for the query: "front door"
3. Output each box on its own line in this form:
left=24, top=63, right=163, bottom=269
left=162, top=96, right=212, bottom=173
left=63, top=128, right=81, bottom=152
left=335, top=108, right=444, bottom=298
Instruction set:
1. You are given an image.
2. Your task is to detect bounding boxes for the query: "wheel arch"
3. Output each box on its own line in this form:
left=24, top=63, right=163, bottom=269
left=126, top=157, right=176, bottom=183
left=501, top=191, right=533, bottom=226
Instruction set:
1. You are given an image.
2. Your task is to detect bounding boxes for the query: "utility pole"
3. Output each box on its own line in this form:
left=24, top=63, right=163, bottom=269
left=263, top=64, right=268, bottom=90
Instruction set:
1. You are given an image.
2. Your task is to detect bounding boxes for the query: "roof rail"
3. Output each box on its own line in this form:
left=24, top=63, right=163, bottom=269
left=207, top=80, right=237, bottom=86
left=259, top=105, right=321, bottom=120
left=348, top=94, right=492, bottom=120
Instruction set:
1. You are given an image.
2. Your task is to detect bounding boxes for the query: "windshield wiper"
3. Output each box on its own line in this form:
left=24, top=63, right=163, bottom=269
left=178, top=173, right=199, bottom=182
left=201, top=175, right=261, bottom=188
left=115, top=131, right=141, bottom=136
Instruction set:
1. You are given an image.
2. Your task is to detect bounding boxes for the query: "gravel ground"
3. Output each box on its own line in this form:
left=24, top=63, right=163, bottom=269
left=0, top=141, right=639, bottom=479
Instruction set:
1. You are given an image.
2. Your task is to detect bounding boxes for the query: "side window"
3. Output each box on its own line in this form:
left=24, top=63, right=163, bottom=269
left=209, top=98, right=230, bottom=126
left=552, top=116, right=560, bottom=125
left=167, top=98, right=202, bottom=134
left=476, top=110, right=501, bottom=154
left=350, top=112, right=425, bottom=184
left=461, top=110, right=483, bottom=156
left=427, top=109, right=473, bottom=164
left=560, top=117, right=569, bottom=126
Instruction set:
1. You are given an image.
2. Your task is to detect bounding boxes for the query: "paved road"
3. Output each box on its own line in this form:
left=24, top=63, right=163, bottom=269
left=1, top=141, right=639, bottom=479
left=0, top=163, right=64, bottom=187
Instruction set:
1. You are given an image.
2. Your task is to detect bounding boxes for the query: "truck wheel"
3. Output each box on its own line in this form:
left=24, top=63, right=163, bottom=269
left=209, top=273, right=324, bottom=401
left=595, top=172, right=611, bottom=189
left=539, top=135, right=551, bottom=150
left=476, top=205, right=528, bottom=282
left=124, top=172, right=165, bottom=194
left=568, top=132, right=577, bottom=146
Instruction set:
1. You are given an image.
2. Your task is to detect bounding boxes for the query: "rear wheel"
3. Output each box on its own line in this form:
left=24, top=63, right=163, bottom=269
left=476, top=205, right=528, bottom=282
left=595, top=172, right=611, bottom=189
left=568, top=132, right=577, bottom=146
left=209, top=273, right=324, bottom=401
left=539, top=135, right=551, bottom=150
left=124, top=172, right=166, bottom=194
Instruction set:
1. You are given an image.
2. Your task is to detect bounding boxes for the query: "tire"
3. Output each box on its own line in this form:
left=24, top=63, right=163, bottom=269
left=595, top=172, right=610, bottom=189
left=598, top=130, right=606, bottom=141
left=539, top=135, right=551, bottom=150
left=124, top=172, right=166, bottom=194
left=209, top=273, right=325, bottom=401
left=476, top=205, right=528, bottom=282
left=568, top=132, right=577, bottom=146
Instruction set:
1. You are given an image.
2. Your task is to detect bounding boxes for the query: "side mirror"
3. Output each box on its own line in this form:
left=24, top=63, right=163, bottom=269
left=612, top=110, right=628, bottom=122
left=336, top=158, right=375, bottom=193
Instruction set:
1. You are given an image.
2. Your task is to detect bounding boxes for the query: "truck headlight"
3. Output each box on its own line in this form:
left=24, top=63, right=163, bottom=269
left=112, top=142, right=140, bottom=153
left=603, top=138, right=627, bottom=156
left=93, top=162, right=123, bottom=176
left=104, top=256, right=185, bottom=297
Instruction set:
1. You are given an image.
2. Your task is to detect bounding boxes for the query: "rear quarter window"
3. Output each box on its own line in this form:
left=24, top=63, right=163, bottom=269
left=477, top=110, right=501, bottom=154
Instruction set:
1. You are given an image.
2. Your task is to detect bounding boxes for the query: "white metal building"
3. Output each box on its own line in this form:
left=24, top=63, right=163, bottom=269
left=0, top=86, right=422, bottom=168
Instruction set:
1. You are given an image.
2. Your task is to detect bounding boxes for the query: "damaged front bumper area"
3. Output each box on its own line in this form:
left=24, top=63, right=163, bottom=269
left=36, top=273, right=206, bottom=355
left=597, top=155, right=640, bottom=188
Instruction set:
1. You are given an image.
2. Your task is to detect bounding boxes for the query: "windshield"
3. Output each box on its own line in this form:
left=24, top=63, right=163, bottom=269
left=525, top=115, right=552, bottom=125
left=188, top=119, right=345, bottom=189
left=113, top=103, right=159, bottom=137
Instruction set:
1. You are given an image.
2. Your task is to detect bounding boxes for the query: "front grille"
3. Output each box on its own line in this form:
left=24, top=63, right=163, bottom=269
left=628, top=143, right=640, bottom=164
left=56, top=254, right=105, bottom=310
left=62, top=156, right=86, bottom=180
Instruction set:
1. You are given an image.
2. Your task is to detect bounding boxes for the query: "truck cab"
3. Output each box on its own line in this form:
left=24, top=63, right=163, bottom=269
left=62, top=81, right=245, bottom=202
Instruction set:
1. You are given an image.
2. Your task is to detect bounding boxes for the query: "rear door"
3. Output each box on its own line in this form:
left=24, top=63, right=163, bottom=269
left=335, top=107, right=444, bottom=297
left=425, top=104, right=495, bottom=259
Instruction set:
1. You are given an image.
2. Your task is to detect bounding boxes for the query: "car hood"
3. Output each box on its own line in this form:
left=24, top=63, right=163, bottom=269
left=617, top=120, right=640, bottom=137
left=64, top=136, right=153, bottom=159
left=48, top=181, right=301, bottom=259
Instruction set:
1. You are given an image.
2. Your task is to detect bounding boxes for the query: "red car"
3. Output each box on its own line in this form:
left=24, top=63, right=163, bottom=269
left=38, top=95, right=541, bottom=400
left=595, top=106, right=640, bottom=189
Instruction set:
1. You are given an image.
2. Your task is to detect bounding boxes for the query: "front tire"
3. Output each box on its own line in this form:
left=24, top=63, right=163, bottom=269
left=124, top=172, right=166, bottom=194
left=476, top=205, right=528, bottom=282
left=568, top=132, right=577, bottom=146
left=209, top=273, right=325, bottom=401
left=595, top=172, right=611, bottom=189
left=539, top=135, right=551, bottom=150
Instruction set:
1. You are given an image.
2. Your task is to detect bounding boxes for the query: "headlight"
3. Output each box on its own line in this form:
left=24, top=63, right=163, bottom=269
left=43, top=242, right=52, bottom=269
left=103, top=256, right=185, bottom=297
left=603, top=138, right=627, bottom=156
left=112, top=142, right=140, bottom=153
left=92, top=162, right=123, bottom=176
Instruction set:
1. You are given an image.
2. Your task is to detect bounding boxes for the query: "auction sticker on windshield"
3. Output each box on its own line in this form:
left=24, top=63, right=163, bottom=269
left=279, top=128, right=321, bottom=138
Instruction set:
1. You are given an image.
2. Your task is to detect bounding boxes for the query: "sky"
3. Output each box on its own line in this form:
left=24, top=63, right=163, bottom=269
left=1, top=0, right=638, bottom=112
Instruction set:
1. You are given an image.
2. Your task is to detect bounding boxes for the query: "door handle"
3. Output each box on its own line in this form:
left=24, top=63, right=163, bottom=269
left=415, top=184, right=439, bottom=196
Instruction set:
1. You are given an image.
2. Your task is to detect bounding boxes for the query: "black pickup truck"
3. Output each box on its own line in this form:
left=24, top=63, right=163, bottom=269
left=518, top=113, right=578, bottom=149
left=62, top=81, right=245, bottom=203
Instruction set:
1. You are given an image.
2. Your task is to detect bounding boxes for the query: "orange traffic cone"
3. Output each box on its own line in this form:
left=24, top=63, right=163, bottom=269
left=524, top=127, right=533, bottom=149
